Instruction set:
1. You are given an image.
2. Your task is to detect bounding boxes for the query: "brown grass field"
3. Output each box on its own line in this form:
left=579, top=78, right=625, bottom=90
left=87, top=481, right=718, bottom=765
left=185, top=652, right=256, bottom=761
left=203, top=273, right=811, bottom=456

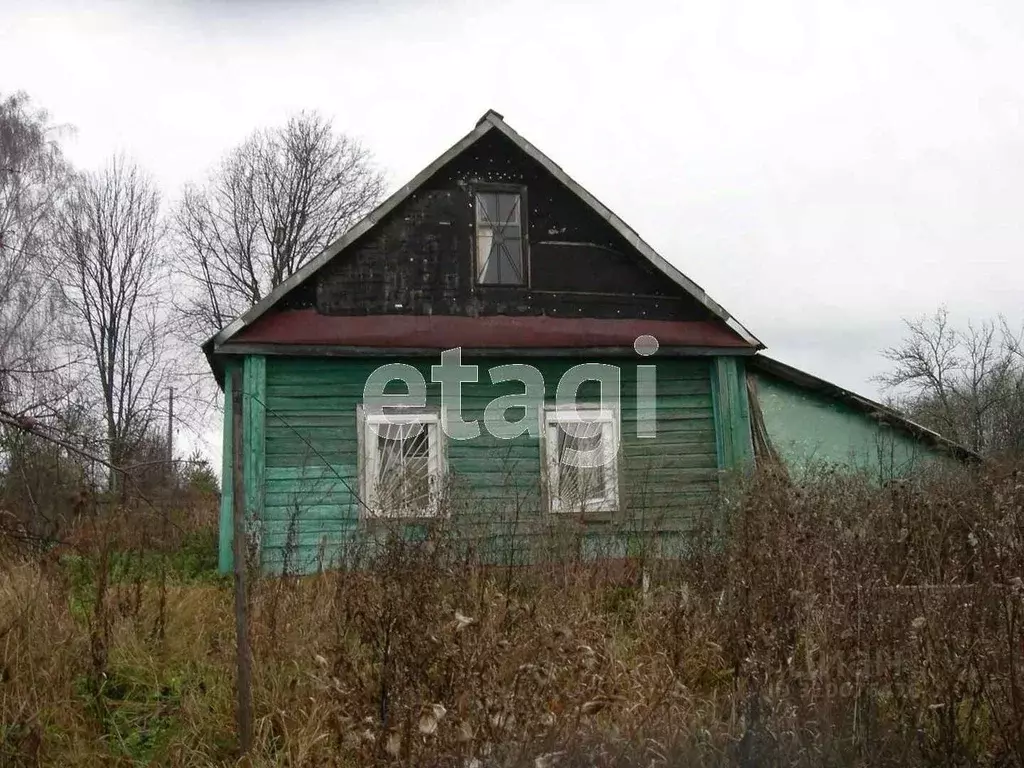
left=1, top=463, right=1023, bottom=767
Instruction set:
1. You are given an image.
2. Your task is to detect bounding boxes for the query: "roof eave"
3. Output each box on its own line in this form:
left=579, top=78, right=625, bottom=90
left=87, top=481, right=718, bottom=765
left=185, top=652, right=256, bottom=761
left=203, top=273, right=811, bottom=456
left=210, top=118, right=495, bottom=349
left=481, top=113, right=764, bottom=349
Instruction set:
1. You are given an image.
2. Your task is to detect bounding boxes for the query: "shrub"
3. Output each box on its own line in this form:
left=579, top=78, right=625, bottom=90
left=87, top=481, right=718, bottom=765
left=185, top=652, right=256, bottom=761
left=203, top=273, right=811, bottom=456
left=1, top=461, right=1023, bottom=765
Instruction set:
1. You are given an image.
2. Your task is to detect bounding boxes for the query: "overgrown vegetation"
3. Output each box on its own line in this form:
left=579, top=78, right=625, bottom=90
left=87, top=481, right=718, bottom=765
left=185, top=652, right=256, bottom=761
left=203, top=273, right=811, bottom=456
left=2, top=461, right=1022, bottom=767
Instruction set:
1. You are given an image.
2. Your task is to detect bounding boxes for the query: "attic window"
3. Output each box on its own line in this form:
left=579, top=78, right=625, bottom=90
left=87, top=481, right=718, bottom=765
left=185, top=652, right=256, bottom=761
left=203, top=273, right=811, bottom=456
left=475, top=189, right=526, bottom=285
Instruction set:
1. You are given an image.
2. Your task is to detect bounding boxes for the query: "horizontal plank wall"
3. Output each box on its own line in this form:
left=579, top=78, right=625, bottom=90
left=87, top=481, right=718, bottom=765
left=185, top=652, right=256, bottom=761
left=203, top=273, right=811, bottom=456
left=312, top=129, right=720, bottom=323
left=253, top=356, right=721, bottom=573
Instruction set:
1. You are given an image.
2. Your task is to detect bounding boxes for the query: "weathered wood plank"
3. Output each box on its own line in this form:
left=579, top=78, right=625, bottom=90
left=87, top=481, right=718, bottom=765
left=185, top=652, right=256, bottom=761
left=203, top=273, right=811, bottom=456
left=230, top=366, right=254, bottom=753
left=255, top=355, right=721, bottom=573
left=243, top=356, right=267, bottom=529
left=264, top=377, right=715, bottom=399
left=218, top=361, right=235, bottom=572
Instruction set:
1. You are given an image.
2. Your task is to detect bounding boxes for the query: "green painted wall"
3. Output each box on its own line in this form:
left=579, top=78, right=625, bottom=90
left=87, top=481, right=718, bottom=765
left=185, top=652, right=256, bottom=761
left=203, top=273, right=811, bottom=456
left=219, top=354, right=754, bottom=574
left=752, top=371, right=949, bottom=481
left=712, top=357, right=754, bottom=471
left=217, top=360, right=236, bottom=573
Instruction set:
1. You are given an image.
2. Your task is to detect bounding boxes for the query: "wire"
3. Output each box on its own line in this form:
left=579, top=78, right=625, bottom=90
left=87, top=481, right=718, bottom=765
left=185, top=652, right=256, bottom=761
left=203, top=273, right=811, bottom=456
left=248, top=392, right=373, bottom=514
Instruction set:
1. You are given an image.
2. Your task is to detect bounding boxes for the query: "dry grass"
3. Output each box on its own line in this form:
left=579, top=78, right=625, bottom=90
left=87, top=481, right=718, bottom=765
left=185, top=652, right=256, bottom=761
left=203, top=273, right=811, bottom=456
left=1, top=462, right=1023, bottom=767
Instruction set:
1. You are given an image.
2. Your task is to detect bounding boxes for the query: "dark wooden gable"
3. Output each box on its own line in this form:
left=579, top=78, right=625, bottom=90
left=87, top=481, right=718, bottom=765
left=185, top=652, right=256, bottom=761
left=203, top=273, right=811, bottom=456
left=309, top=130, right=716, bottom=322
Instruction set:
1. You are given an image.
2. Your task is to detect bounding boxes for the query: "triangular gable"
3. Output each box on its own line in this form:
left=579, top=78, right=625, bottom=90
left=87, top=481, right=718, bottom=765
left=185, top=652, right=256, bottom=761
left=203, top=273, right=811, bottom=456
left=210, top=110, right=762, bottom=349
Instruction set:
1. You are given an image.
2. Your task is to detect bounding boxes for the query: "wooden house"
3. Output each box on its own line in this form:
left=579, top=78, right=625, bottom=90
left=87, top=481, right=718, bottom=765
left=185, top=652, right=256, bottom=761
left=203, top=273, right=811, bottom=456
left=204, top=110, right=973, bottom=574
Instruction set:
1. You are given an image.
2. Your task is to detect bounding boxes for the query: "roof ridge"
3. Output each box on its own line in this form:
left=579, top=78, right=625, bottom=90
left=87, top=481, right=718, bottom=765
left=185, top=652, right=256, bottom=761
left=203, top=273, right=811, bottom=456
left=477, top=109, right=504, bottom=125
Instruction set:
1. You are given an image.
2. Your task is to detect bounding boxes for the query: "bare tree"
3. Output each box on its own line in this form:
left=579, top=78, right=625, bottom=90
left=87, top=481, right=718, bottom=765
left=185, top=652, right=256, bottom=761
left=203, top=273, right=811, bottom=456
left=51, top=157, right=173, bottom=485
left=993, top=319, right=1024, bottom=454
left=174, top=111, right=385, bottom=338
left=0, top=92, right=73, bottom=415
left=879, top=306, right=1024, bottom=456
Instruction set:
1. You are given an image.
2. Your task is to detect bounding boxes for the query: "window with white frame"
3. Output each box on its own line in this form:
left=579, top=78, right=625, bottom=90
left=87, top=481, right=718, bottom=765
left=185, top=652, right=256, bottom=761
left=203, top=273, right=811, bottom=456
left=360, top=408, right=445, bottom=518
left=475, top=189, right=526, bottom=285
left=542, top=405, right=619, bottom=513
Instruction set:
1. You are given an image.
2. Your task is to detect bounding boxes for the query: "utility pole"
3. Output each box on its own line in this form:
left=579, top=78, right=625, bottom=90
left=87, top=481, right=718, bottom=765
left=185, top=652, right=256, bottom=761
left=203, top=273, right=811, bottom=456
left=157, top=390, right=175, bottom=642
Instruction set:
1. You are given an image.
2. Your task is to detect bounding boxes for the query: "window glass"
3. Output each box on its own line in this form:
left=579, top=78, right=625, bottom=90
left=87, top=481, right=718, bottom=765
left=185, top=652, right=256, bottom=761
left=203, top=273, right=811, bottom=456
left=376, top=424, right=431, bottom=512
left=497, top=193, right=519, bottom=226
left=556, top=422, right=606, bottom=505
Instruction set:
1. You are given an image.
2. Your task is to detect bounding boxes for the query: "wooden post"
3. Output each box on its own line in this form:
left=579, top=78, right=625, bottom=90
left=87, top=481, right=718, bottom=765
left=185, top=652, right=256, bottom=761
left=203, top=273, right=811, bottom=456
left=166, top=387, right=174, bottom=471
left=231, top=368, right=253, bottom=754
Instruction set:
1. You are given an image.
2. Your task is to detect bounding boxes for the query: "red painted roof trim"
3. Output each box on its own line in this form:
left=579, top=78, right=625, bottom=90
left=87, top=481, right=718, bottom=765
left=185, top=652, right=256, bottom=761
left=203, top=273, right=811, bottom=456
left=230, top=310, right=753, bottom=349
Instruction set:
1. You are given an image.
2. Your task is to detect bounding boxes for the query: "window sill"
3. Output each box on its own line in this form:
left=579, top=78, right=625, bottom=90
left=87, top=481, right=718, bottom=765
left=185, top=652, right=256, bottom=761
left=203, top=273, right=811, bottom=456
left=361, top=509, right=445, bottom=523
left=548, top=505, right=621, bottom=521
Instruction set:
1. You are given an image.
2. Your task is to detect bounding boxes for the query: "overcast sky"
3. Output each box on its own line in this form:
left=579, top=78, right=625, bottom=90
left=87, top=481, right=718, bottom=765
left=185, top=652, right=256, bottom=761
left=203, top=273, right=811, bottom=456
left=4, top=0, right=1024, bottom=418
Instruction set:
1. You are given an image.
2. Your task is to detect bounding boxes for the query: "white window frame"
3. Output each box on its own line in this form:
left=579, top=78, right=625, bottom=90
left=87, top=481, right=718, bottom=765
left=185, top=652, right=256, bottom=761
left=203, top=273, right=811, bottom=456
left=357, top=406, right=446, bottom=519
left=541, top=404, right=620, bottom=514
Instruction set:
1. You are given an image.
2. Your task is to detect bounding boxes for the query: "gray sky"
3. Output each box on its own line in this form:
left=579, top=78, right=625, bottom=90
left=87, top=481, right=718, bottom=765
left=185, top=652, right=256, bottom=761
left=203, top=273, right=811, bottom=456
left=4, top=0, right=1024, bottom=407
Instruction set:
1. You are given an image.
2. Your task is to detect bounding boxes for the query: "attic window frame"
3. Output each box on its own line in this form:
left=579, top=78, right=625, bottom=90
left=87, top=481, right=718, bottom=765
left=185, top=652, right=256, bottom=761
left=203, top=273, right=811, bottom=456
left=472, top=183, right=529, bottom=287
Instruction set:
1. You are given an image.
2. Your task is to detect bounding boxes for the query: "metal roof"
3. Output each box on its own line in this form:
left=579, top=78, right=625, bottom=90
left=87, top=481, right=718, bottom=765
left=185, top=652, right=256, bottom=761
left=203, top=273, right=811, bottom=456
left=208, top=109, right=763, bottom=351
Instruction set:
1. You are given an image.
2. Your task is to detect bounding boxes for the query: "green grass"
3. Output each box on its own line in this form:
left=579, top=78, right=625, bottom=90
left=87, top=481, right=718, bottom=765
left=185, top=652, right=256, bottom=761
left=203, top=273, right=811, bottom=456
left=64, top=531, right=223, bottom=586
left=61, top=530, right=227, bottom=622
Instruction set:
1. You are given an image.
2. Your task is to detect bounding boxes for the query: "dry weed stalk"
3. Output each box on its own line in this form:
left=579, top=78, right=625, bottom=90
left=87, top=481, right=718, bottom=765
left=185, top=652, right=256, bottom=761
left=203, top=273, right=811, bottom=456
left=0, top=461, right=1023, bottom=766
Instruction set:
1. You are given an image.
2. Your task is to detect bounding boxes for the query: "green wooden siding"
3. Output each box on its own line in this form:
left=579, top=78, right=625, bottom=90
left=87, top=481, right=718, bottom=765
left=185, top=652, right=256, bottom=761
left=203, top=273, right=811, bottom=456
left=222, top=355, right=753, bottom=573
left=753, top=370, right=949, bottom=481
left=711, top=357, right=754, bottom=471
left=217, top=360, right=236, bottom=573
left=243, top=355, right=267, bottom=550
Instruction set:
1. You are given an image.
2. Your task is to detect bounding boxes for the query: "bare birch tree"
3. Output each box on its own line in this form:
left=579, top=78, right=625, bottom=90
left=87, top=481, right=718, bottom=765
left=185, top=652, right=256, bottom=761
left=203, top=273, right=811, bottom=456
left=0, top=92, right=93, bottom=536
left=51, top=157, right=173, bottom=482
left=174, top=111, right=385, bottom=339
left=0, top=92, right=72, bottom=415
